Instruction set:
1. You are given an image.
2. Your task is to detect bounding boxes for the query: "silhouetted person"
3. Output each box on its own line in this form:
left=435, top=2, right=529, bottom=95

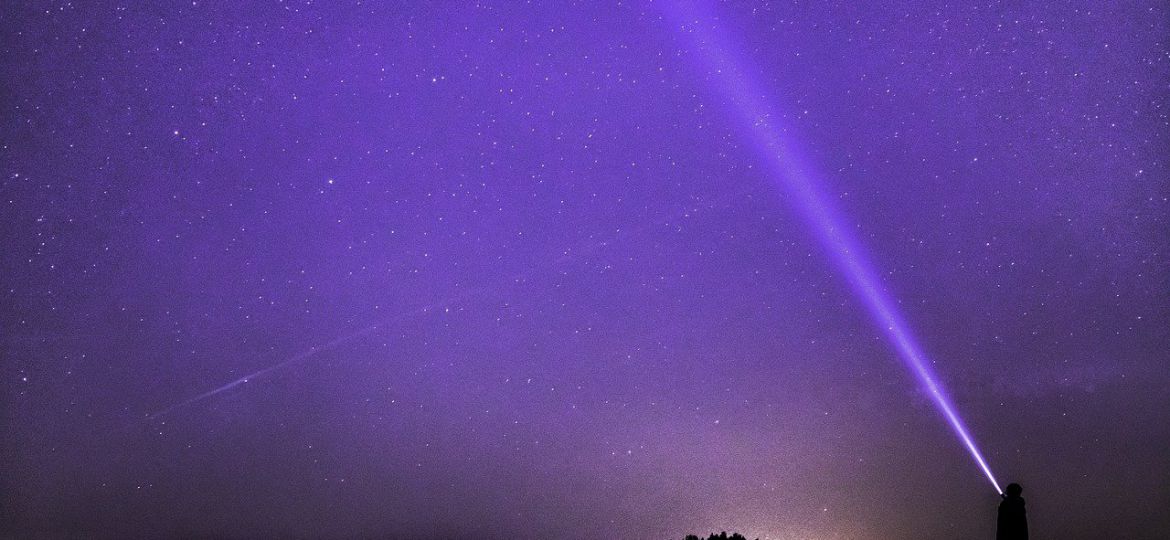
left=997, top=482, right=1028, bottom=540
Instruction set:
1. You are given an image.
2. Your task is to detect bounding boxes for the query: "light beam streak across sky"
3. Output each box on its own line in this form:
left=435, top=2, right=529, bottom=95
left=144, top=186, right=758, bottom=422
left=143, top=299, right=457, bottom=421
left=666, top=1, right=1003, bottom=494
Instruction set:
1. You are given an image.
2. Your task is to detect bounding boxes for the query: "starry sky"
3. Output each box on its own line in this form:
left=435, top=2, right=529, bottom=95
left=2, top=2, right=1168, bottom=539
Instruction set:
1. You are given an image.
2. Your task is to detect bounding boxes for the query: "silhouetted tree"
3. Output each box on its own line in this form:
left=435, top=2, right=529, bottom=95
left=683, top=533, right=755, bottom=540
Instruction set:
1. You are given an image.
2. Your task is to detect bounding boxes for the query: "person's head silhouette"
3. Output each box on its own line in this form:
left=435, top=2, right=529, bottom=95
left=997, top=482, right=1028, bottom=539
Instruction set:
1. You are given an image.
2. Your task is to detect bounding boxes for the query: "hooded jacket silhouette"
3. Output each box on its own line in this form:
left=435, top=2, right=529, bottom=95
left=996, top=483, right=1028, bottom=540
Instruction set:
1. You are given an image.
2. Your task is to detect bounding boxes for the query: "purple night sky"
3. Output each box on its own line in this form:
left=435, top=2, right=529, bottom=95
left=3, top=2, right=1168, bottom=539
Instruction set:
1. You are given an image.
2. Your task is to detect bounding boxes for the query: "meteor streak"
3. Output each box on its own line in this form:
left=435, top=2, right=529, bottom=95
left=666, top=2, right=1002, bottom=494
left=143, top=187, right=757, bottom=422
left=144, top=299, right=456, bottom=421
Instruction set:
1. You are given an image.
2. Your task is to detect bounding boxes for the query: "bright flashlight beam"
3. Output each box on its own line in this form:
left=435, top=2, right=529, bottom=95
left=666, top=2, right=1002, bottom=494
